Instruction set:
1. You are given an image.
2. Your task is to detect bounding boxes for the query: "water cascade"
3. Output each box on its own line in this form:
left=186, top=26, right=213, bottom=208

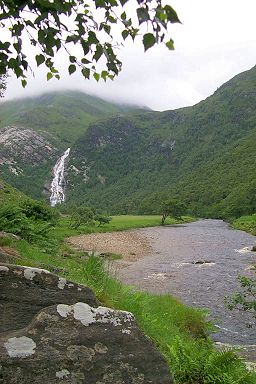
left=50, top=148, right=70, bottom=207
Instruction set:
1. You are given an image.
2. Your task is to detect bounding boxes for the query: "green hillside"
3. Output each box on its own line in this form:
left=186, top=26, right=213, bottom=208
left=1, top=67, right=255, bottom=218
left=0, top=91, right=147, bottom=199
left=66, top=66, right=256, bottom=218
left=0, top=91, right=145, bottom=146
left=0, top=178, right=28, bottom=205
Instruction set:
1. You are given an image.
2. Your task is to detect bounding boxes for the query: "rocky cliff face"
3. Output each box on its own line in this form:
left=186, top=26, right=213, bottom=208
left=0, top=126, right=58, bottom=174
left=0, top=126, right=61, bottom=199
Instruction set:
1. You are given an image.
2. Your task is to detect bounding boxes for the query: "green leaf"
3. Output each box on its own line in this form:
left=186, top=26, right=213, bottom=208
left=69, top=55, right=76, bottom=63
left=35, top=54, right=45, bottom=66
left=143, top=33, right=156, bottom=51
left=55, top=74, right=60, bottom=80
left=103, top=24, right=111, bottom=35
left=47, top=72, right=53, bottom=81
left=21, top=79, right=27, bottom=88
left=166, top=39, right=174, bottom=50
left=93, top=45, right=103, bottom=62
left=82, top=67, right=90, bottom=79
left=108, top=15, right=117, bottom=24
left=88, top=31, right=99, bottom=45
left=93, top=72, right=100, bottom=82
left=101, top=70, right=108, bottom=81
left=68, top=64, right=76, bottom=75
left=121, top=11, right=126, bottom=20
left=81, top=57, right=91, bottom=65
left=14, top=66, right=23, bottom=78
left=164, top=5, right=181, bottom=23
left=137, top=7, right=150, bottom=24
left=121, top=30, right=129, bottom=40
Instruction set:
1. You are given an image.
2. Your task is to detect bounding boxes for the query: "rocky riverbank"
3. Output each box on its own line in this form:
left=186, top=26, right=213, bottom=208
left=67, top=230, right=152, bottom=262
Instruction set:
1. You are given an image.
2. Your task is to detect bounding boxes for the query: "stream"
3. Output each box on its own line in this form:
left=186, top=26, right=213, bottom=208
left=116, top=219, right=256, bottom=347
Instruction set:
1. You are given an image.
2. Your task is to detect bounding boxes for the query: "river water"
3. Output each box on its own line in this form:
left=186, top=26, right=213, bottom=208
left=116, top=219, right=256, bottom=346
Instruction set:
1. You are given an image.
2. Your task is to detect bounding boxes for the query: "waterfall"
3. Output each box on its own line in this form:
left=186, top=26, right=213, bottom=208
left=50, top=148, right=70, bottom=207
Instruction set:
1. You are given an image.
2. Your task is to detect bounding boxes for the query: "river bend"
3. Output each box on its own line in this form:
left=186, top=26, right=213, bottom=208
left=116, top=219, right=256, bottom=345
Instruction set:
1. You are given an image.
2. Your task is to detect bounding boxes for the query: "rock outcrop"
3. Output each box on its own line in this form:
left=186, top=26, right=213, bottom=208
left=0, top=263, right=98, bottom=333
left=0, top=263, right=172, bottom=383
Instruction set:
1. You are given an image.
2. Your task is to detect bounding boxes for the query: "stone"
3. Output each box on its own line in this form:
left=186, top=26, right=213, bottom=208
left=251, top=245, right=256, bottom=252
left=0, top=231, right=20, bottom=240
left=0, top=263, right=98, bottom=333
left=0, top=263, right=172, bottom=383
left=0, top=250, right=20, bottom=264
left=0, top=302, right=172, bottom=383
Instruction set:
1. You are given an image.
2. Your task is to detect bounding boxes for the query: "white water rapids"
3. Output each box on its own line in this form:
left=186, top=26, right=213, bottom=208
left=50, top=148, right=70, bottom=207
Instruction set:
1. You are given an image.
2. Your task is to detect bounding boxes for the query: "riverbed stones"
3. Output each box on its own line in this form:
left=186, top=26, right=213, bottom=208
left=0, top=263, right=98, bottom=333
left=0, top=263, right=172, bottom=383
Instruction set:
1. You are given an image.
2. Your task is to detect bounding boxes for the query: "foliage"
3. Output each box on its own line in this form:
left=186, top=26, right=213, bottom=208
left=161, top=199, right=186, bottom=225
left=0, top=178, right=27, bottom=204
left=0, top=74, right=7, bottom=97
left=65, top=66, right=256, bottom=218
left=53, top=214, right=193, bottom=240
left=232, top=214, right=256, bottom=236
left=225, top=272, right=256, bottom=326
left=0, top=200, right=58, bottom=249
left=2, top=67, right=256, bottom=218
left=21, top=199, right=59, bottom=224
left=95, top=214, right=112, bottom=226
left=69, top=205, right=96, bottom=229
left=0, top=0, right=180, bottom=83
left=168, top=336, right=255, bottom=384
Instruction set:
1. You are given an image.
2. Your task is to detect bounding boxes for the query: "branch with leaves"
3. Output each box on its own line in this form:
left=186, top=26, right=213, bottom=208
left=0, top=0, right=180, bottom=86
left=0, top=74, right=8, bottom=97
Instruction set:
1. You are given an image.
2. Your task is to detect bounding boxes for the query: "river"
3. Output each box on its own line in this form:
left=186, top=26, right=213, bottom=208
left=116, top=219, right=256, bottom=346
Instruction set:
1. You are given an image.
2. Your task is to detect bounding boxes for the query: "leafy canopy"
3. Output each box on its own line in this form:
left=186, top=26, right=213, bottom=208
left=161, top=199, right=186, bottom=225
left=0, top=0, right=180, bottom=85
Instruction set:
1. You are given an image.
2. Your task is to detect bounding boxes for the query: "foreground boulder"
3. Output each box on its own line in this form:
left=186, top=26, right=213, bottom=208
left=0, top=264, right=172, bottom=383
left=0, top=263, right=98, bottom=333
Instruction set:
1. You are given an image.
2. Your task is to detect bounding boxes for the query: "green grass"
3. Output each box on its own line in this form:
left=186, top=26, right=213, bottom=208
left=232, top=214, right=256, bottom=236
left=1, top=212, right=255, bottom=383
left=52, top=214, right=195, bottom=241
left=9, top=240, right=256, bottom=384
left=0, top=179, right=27, bottom=204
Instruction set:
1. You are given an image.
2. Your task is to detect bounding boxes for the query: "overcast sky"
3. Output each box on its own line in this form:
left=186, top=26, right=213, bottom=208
left=3, top=0, right=256, bottom=111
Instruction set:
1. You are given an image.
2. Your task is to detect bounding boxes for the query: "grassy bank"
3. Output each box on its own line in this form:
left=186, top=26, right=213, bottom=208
left=52, top=214, right=195, bottom=241
left=232, top=214, right=256, bottom=236
left=2, top=234, right=255, bottom=383
left=1, top=212, right=255, bottom=383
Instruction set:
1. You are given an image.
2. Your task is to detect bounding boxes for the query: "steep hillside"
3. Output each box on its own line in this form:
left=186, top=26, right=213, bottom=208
left=67, top=66, right=256, bottom=218
left=0, top=91, right=146, bottom=199
left=0, top=178, right=28, bottom=205
left=0, top=91, right=144, bottom=145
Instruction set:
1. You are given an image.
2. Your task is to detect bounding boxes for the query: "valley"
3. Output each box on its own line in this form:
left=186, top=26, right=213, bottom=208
left=0, top=66, right=256, bottom=219
left=1, top=65, right=256, bottom=383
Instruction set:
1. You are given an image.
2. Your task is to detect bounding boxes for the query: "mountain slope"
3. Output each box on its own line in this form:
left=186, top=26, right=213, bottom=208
left=0, top=91, right=146, bottom=199
left=67, top=66, right=256, bottom=218
left=0, top=91, right=146, bottom=146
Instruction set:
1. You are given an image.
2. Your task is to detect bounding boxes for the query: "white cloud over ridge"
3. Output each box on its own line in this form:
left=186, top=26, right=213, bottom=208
left=3, top=0, right=256, bottom=111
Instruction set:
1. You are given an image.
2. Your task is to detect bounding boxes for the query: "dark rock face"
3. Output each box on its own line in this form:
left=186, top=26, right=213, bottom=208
left=0, top=263, right=172, bottom=383
left=0, top=263, right=98, bottom=333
